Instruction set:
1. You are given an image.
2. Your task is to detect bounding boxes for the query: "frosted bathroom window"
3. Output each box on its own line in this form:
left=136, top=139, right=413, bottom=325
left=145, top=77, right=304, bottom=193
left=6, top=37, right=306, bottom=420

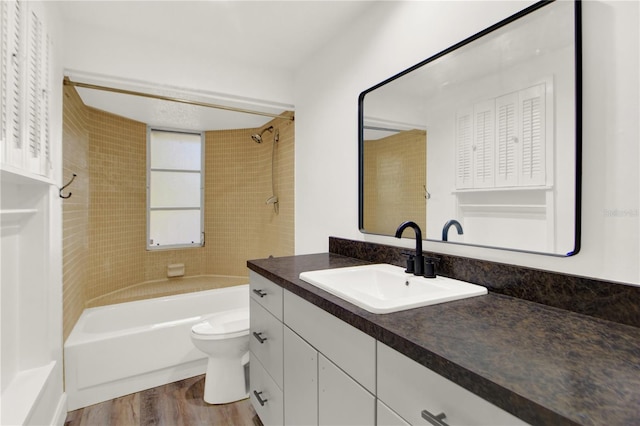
left=150, top=129, right=201, bottom=171
left=149, top=210, right=202, bottom=247
left=147, top=128, right=204, bottom=249
left=150, top=171, right=201, bottom=208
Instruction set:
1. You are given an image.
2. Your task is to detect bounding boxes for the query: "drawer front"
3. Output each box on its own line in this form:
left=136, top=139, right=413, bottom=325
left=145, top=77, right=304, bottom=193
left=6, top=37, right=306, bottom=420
left=377, top=400, right=410, bottom=426
left=284, top=290, right=376, bottom=393
left=250, top=271, right=283, bottom=320
left=250, top=299, right=284, bottom=389
left=377, top=343, right=529, bottom=426
left=250, top=355, right=284, bottom=426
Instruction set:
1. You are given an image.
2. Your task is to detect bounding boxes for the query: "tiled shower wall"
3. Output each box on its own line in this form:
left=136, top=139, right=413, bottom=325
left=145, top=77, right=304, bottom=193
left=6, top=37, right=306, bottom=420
left=62, top=87, right=90, bottom=341
left=363, top=129, right=426, bottom=235
left=62, top=86, right=294, bottom=340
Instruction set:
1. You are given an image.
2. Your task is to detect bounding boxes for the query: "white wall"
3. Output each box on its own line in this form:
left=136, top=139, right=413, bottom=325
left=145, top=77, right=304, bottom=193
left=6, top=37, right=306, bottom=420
left=62, top=20, right=295, bottom=109
left=294, top=1, right=639, bottom=286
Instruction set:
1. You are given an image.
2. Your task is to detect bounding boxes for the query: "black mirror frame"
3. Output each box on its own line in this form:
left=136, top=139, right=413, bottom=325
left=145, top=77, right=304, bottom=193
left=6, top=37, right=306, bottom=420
left=358, top=0, right=582, bottom=257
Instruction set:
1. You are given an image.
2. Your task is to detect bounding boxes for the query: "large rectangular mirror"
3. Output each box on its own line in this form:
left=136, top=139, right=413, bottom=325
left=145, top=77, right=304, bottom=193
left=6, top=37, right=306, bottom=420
left=359, top=0, right=581, bottom=256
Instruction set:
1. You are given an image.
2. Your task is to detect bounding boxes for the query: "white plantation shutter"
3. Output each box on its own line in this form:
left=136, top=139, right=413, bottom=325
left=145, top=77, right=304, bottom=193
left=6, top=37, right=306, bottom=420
left=495, top=92, right=518, bottom=187
left=1, top=0, right=50, bottom=176
left=455, top=83, right=548, bottom=190
left=519, top=84, right=545, bottom=186
left=455, top=109, right=473, bottom=188
left=27, top=10, right=40, bottom=162
left=472, top=100, right=495, bottom=188
left=41, top=33, right=50, bottom=172
left=1, top=0, right=25, bottom=167
left=0, top=2, right=7, bottom=147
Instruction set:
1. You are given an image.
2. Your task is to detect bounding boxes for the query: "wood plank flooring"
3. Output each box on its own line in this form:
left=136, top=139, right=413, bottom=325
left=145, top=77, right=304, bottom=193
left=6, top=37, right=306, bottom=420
left=65, top=375, right=261, bottom=426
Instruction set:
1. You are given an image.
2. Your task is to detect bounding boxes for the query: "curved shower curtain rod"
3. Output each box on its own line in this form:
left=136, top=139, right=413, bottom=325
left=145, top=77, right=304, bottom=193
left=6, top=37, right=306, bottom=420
left=63, top=77, right=295, bottom=121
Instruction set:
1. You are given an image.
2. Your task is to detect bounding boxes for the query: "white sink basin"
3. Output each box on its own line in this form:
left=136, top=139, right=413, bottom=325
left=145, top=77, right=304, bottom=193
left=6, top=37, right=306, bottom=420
left=299, top=264, right=487, bottom=314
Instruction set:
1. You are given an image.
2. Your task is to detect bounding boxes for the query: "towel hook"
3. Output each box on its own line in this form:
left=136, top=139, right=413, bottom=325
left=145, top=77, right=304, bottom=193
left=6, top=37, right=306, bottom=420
left=60, top=173, right=77, bottom=199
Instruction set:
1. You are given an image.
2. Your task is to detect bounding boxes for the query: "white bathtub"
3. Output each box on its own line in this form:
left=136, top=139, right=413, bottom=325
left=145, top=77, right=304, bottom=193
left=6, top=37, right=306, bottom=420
left=64, top=283, right=249, bottom=410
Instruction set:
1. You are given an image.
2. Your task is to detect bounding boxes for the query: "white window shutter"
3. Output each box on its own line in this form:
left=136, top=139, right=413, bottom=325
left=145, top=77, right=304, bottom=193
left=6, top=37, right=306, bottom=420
left=519, top=84, right=545, bottom=186
left=25, top=8, right=47, bottom=175
left=495, top=92, right=518, bottom=187
left=0, top=1, right=7, bottom=148
left=455, top=108, right=473, bottom=188
left=1, top=0, right=25, bottom=167
left=472, top=100, right=495, bottom=188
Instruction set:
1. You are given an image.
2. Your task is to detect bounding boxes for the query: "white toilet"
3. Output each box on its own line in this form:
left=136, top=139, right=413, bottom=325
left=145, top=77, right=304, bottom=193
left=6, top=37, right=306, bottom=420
left=190, top=307, right=250, bottom=404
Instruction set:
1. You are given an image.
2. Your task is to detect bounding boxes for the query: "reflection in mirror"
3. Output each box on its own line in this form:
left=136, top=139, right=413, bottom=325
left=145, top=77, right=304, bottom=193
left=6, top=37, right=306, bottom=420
left=359, top=0, right=581, bottom=256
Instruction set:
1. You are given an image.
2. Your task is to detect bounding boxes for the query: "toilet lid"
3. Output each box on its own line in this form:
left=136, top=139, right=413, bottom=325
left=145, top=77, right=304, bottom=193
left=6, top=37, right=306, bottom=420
left=191, top=308, right=249, bottom=338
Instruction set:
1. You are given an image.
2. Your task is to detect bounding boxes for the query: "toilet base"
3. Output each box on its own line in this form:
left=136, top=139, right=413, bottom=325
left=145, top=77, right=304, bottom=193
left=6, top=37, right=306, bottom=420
left=203, top=353, right=250, bottom=404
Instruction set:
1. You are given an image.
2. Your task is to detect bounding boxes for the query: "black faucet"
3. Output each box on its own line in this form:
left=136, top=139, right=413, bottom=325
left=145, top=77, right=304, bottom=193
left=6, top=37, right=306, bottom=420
left=395, top=221, right=424, bottom=276
left=442, top=219, right=463, bottom=241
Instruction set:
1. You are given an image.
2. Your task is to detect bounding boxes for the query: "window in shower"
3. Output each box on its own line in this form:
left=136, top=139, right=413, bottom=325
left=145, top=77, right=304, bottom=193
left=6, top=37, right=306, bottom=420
left=147, top=128, right=204, bottom=249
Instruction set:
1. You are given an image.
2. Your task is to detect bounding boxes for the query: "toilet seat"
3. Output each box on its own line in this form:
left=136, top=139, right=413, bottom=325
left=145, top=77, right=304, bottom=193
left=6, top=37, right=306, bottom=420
left=191, top=308, right=249, bottom=340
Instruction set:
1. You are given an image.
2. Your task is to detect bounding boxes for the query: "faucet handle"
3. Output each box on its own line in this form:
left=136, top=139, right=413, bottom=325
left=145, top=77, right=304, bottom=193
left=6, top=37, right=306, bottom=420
left=423, top=257, right=440, bottom=278
left=401, top=252, right=415, bottom=274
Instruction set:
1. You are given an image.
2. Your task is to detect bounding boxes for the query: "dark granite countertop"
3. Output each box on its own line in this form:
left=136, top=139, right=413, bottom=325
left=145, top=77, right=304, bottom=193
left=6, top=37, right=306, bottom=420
left=247, top=253, right=640, bottom=426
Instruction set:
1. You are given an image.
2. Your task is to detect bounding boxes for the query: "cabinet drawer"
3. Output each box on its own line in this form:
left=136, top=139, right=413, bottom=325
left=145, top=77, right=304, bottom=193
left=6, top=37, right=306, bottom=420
left=284, top=290, right=376, bottom=393
left=377, top=343, right=529, bottom=426
left=250, top=271, right=283, bottom=320
left=250, top=356, right=283, bottom=426
left=250, top=299, right=284, bottom=389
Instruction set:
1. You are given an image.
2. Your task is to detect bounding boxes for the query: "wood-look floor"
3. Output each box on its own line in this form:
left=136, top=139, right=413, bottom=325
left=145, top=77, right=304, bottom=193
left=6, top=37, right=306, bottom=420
left=65, top=375, right=261, bottom=426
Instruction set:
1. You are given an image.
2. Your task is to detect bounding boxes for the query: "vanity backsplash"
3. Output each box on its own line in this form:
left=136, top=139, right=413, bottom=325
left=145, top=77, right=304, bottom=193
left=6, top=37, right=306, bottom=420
left=329, top=237, right=640, bottom=328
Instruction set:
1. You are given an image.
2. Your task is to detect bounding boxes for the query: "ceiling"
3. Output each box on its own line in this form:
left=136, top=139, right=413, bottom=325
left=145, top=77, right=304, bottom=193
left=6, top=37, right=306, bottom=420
left=58, top=1, right=374, bottom=131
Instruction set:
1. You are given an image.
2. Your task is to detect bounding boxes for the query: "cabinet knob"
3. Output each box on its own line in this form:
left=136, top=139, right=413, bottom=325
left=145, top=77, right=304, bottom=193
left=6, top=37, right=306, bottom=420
left=421, top=410, right=448, bottom=426
left=253, top=390, right=268, bottom=406
left=253, top=331, right=268, bottom=344
left=252, top=289, right=267, bottom=298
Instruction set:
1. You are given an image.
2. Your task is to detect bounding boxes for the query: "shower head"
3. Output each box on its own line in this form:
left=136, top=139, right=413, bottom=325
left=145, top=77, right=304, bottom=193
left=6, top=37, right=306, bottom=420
left=251, top=126, right=274, bottom=144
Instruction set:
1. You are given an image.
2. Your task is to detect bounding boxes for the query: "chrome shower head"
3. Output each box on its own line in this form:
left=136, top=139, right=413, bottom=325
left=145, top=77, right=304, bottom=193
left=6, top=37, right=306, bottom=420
left=251, top=126, right=274, bottom=144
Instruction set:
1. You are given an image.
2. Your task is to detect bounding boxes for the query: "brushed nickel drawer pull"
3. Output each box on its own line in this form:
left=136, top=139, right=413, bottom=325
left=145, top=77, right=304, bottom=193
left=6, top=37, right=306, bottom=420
left=253, top=390, right=268, bottom=406
left=421, top=409, right=448, bottom=426
left=253, top=331, right=268, bottom=344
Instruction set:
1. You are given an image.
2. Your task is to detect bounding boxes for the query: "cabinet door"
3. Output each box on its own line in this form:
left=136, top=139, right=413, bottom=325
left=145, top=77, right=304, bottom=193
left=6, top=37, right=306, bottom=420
left=250, top=299, right=283, bottom=389
left=318, top=354, right=375, bottom=426
left=377, top=400, right=410, bottom=426
left=284, top=326, right=317, bottom=426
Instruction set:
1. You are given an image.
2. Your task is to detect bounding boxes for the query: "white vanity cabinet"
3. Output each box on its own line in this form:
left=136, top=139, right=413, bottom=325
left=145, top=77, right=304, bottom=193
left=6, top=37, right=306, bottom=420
left=377, top=342, right=529, bottom=426
left=249, top=271, right=284, bottom=425
left=249, top=271, right=528, bottom=426
left=250, top=271, right=376, bottom=426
